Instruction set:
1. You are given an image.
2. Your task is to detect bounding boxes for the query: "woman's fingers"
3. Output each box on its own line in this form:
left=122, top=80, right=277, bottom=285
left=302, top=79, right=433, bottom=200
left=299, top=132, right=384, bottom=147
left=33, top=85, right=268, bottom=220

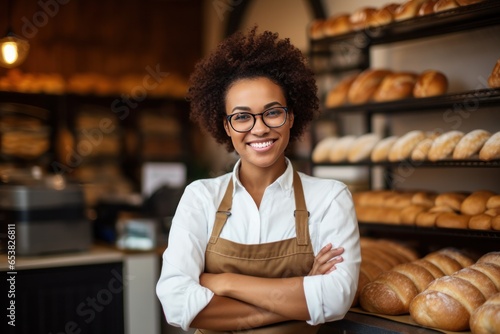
left=308, top=244, right=345, bottom=275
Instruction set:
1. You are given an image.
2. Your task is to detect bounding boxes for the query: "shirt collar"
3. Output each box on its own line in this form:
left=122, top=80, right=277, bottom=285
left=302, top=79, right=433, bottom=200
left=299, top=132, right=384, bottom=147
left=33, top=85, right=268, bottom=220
left=231, top=158, right=294, bottom=197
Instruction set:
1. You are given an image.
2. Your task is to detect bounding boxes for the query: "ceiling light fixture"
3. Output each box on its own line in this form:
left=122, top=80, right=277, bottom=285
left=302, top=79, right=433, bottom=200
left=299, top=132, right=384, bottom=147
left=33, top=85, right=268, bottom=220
left=0, top=0, right=30, bottom=68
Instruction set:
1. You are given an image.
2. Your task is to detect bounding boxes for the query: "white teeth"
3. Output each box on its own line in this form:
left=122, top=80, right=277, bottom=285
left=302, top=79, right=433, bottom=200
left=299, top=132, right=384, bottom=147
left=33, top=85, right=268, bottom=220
left=250, top=141, right=273, bottom=149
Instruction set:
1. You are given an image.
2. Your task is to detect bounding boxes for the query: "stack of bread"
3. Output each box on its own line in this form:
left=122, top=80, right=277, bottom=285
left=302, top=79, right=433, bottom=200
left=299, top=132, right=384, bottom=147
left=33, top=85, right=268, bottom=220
left=325, top=69, right=448, bottom=107
left=353, top=189, right=500, bottom=230
left=312, top=129, right=500, bottom=163
left=409, top=251, right=500, bottom=332
left=352, top=238, right=420, bottom=306
left=308, top=0, right=484, bottom=40
left=360, top=247, right=475, bottom=315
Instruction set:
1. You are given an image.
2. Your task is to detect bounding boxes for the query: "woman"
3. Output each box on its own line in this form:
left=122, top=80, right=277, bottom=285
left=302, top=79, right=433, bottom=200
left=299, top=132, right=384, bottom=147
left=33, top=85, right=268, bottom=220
left=156, top=27, right=361, bottom=333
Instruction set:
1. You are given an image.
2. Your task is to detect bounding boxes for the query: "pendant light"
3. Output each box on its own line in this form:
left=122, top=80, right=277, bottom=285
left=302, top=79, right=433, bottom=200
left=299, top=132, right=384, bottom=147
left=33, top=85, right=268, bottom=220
left=0, top=0, right=30, bottom=68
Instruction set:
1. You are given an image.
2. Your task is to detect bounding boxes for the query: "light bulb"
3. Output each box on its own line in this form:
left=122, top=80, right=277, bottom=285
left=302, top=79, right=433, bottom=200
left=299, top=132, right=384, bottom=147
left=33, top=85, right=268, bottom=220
left=0, top=35, right=30, bottom=68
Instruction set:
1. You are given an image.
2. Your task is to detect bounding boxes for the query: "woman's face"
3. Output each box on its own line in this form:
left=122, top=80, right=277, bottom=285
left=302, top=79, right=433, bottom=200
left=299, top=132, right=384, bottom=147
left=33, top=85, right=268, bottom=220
left=224, top=77, right=293, bottom=170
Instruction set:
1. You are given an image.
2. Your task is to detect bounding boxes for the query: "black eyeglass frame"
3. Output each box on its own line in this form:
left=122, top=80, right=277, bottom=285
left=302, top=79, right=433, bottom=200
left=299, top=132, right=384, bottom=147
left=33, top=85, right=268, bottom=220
left=225, top=106, right=289, bottom=133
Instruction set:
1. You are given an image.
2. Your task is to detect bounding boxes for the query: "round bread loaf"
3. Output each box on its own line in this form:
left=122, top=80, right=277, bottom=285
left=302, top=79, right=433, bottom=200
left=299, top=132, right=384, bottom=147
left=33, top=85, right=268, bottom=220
left=388, top=130, right=426, bottom=162
left=479, top=131, right=500, bottom=161
left=312, top=137, right=338, bottom=163
left=347, top=69, right=392, bottom=105
left=488, top=58, right=500, bottom=88
left=349, top=7, right=377, bottom=31
left=371, top=135, right=398, bottom=162
left=477, top=251, right=500, bottom=268
left=435, top=192, right=467, bottom=211
left=461, top=190, right=497, bottom=216
left=486, top=195, right=500, bottom=209
left=347, top=133, right=381, bottom=162
left=368, top=3, right=400, bottom=27
left=411, top=137, right=434, bottom=161
left=325, top=74, right=357, bottom=108
left=453, top=129, right=491, bottom=160
left=436, top=212, right=470, bottom=229
left=322, top=14, right=351, bottom=37
left=329, top=135, right=356, bottom=162
left=400, top=204, right=428, bottom=225
left=372, top=72, right=418, bottom=102
left=469, top=213, right=493, bottom=230
left=415, top=211, right=440, bottom=227
left=394, top=0, right=428, bottom=21
left=469, top=292, right=500, bottom=334
left=411, top=191, right=437, bottom=207
left=308, top=19, right=325, bottom=40
left=433, top=0, right=460, bottom=13
left=428, top=130, right=464, bottom=161
left=413, top=70, right=448, bottom=98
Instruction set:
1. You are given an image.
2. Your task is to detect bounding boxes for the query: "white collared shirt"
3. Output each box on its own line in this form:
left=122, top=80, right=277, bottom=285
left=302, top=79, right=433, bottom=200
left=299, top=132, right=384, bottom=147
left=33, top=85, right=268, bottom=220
left=156, top=158, right=361, bottom=330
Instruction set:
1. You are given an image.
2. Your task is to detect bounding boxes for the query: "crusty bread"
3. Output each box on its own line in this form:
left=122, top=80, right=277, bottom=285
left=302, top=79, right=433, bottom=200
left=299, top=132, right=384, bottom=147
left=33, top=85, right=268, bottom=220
left=469, top=213, right=494, bottom=230
left=413, top=70, right=449, bottom=98
left=308, top=19, right=325, bottom=40
left=418, top=0, right=439, bottom=15
left=372, top=72, right=418, bottom=102
left=415, top=210, right=440, bottom=227
left=411, top=137, right=434, bottom=161
left=488, top=59, right=500, bottom=88
left=360, top=248, right=472, bottom=315
left=493, top=215, right=500, bottom=231
left=325, top=74, right=357, bottom=108
left=453, top=129, right=492, bottom=160
left=312, top=137, right=337, bottom=163
left=410, top=254, right=500, bottom=332
left=469, top=292, right=500, bottom=334
left=486, top=195, right=500, bottom=209
left=347, top=133, right=381, bottom=162
left=367, top=3, right=400, bottom=27
left=394, top=0, right=428, bottom=21
left=388, top=130, right=426, bottom=162
left=428, top=130, right=464, bottom=161
left=433, top=0, right=460, bottom=12
left=349, top=7, right=377, bottom=31
left=371, top=135, right=399, bottom=162
left=411, top=191, right=437, bottom=207
left=400, top=204, right=428, bottom=225
left=322, top=14, right=351, bottom=37
left=456, top=0, right=483, bottom=5
left=477, top=251, right=500, bottom=268
left=436, top=212, right=470, bottom=229
left=329, top=135, right=356, bottom=162
left=347, top=69, right=392, bottom=105
left=461, top=190, right=497, bottom=216
left=435, top=192, right=468, bottom=211
left=479, top=131, right=500, bottom=161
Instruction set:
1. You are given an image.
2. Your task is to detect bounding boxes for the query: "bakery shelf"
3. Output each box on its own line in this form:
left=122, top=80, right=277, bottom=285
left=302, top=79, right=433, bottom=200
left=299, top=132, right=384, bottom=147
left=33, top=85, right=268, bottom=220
left=313, top=159, right=500, bottom=168
left=321, top=88, right=500, bottom=115
left=311, top=0, right=500, bottom=48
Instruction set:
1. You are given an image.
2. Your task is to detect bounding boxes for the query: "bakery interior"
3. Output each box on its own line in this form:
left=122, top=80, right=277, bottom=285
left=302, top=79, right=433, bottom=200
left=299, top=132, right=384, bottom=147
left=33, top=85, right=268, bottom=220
left=1, top=0, right=500, bottom=333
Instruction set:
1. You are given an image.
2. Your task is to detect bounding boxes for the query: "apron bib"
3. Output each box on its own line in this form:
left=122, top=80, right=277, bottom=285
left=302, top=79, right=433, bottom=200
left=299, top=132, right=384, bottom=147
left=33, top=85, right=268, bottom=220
left=195, top=171, right=320, bottom=334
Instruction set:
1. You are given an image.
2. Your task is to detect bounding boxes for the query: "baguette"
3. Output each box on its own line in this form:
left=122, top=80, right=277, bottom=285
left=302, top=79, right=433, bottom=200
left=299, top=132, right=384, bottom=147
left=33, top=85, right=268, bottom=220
left=469, top=292, right=500, bottom=334
left=347, top=69, right=392, bottom=105
left=409, top=255, right=500, bottom=332
left=388, top=130, right=426, bottom=162
left=359, top=248, right=472, bottom=315
left=370, top=135, right=398, bottom=162
left=461, top=190, right=497, bottom=216
left=453, top=129, right=491, bottom=160
left=479, top=131, right=500, bottom=161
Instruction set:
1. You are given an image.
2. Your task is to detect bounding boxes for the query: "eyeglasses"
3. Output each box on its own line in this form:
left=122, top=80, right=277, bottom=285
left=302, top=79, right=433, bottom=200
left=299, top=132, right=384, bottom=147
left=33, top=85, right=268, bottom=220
left=226, top=106, right=288, bottom=133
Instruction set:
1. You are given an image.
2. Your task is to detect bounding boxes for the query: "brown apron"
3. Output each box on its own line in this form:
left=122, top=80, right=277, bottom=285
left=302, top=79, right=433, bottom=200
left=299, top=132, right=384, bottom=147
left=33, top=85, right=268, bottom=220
left=195, top=171, right=320, bottom=334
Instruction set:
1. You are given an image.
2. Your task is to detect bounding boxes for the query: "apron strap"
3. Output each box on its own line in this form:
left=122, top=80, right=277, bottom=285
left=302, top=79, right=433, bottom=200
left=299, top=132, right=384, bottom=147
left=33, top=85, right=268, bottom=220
left=209, top=178, right=233, bottom=244
left=293, top=171, right=310, bottom=246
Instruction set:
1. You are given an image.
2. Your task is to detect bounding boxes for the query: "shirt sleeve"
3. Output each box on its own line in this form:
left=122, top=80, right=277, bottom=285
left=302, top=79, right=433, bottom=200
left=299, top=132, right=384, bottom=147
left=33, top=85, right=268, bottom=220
left=303, top=183, right=361, bottom=325
left=155, top=182, right=215, bottom=330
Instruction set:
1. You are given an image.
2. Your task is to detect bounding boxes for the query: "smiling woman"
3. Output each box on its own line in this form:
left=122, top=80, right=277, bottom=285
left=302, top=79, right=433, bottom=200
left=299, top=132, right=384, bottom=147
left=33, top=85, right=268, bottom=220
left=156, top=26, right=361, bottom=334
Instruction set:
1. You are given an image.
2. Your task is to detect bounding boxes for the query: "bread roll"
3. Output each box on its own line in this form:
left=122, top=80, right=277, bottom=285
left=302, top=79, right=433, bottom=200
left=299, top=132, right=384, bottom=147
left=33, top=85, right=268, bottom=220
left=453, top=129, right=492, bottom=160
left=477, top=251, right=500, bottom=268
left=384, top=192, right=414, bottom=209
left=488, top=59, right=500, bottom=88
left=400, top=204, right=428, bottom=225
left=479, top=131, right=500, bottom=161
left=415, top=211, right=440, bottom=227
left=411, top=191, right=437, bottom=207
left=368, top=3, right=400, bottom=27
left=312, top=137, right=337, bottom=163
left=428, top=130, right=464, bottom=161
left=329, top=135, right=356, bottom=162
left=469, top=213, right=493, bottom=230
left=411, top=137, right=434, bottom=161
left=410, top=259, right=500, bottom=332
left=322, top=14, right=351, bottom=37
left=486, top=195, right=500, bottom=209
left=309, top=19, right=325, bottom=40
left=469, top=292, right=500, bottom=334
left=433, top=0, right=460, bottom=12
left=360, top=248, right=472, bottom=315
left=461, top=191, right=497, bottom=215
left=325, top=74, right=357, bottom=108
left=371, top=136, right=399, bottom=162
left=356, top=206, right=402, bottom=224
left=492, top=215, right=500, bottom=231
left=372, top=72, right=418, bottom=102
left=347, top=133, right=381, bottom=162
left=388, top=130, right=426, bottom=162
left=436, top=212, right=470, bottom=229
left=413, top=70, right=449, bottom=98
left=435, top=192, right=467, bottom=211
left=394, top=0, right=428, bottom=21
left=349, top=7, right=377, bottom=31
left=418, top=0, right=439, bottom=15
left=347, top=69, right=392, bottom=105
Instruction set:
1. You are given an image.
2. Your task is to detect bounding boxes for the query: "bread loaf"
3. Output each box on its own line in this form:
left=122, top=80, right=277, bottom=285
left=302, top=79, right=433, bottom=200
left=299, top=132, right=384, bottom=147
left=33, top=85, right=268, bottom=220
left=312, top=137, right=337, bottom=163
left=347, top=133, right=381, bottom=162
left=370, top=136, right=398, bottom=162
left=435, top=192, right=468, bottom=211
left=349, top=7, right=377, bottom=31
left=360, top=248, right=473, bottom=315
left=322, top=14, right=351, bottom=37
left=461, top=191, right=497, bottom=216
left=433, top=0, right=460, bottom=12
left=309, top=19, right=325, bottom=40
left=477, top=251, right=500, bottom=268
left=418, top=0, right=439, bottom=15
left=329, top=135, right=356, bottom=162
left=469, top=292, right=500, bottom=334
left=372, top=72, right=418, bottom=102
left=394, top=0, right=428, bottom=21
left=368, top=3, right=400, bottom=27
left=488, top=59, right=500, bottom=88
left=411, top=191, right=437, bottom=207
left=428, top=130, right=464, bottom=161
left=413, top=70, right=448, bottom=98
left=479, top=131, right=500, bottom=161
left=436, top=212, right=470, bottom=229
left=325, top=75, right=357, bottom=108
left=453, top=129, right=492, bottom=160
left=409, top=254, right=500, bottom=332
left=469, top=213, right=494, bottom=230
left=411, top=137, right=434, bottom=161
left=400, top=204, right=428, bottom=225
left=347, top=69, right=392, bottom=105
left=388, top=130, right=426, bottom=161
left=486, top=195, right=500, bottom=209
left=493, top=215, right=500, bottom=231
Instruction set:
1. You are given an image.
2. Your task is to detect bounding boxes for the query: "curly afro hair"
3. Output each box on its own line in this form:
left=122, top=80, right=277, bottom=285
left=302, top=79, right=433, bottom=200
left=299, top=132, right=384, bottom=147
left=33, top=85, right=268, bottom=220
left=187, top=26, right=319, bottom=152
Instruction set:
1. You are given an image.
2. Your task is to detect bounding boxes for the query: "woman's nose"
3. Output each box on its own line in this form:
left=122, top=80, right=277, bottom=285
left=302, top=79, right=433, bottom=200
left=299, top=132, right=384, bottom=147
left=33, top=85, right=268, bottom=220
left=251, top=115, right=270, bottom=134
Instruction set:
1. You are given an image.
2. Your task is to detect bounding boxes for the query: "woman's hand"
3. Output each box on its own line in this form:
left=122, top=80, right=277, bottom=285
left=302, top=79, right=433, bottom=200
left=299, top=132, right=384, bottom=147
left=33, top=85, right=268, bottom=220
left=308, top=243, right=344, bottom=276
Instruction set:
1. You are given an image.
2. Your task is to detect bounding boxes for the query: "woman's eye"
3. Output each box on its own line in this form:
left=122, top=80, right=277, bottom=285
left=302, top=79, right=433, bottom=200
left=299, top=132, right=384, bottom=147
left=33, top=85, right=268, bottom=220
left=266, top=109, right=283, bottom=117
left=234, top=114, right=252, bottom=122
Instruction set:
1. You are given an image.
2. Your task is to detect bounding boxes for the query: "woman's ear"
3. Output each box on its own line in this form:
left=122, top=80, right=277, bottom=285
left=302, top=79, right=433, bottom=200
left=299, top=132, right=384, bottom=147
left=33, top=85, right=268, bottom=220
left=288, top=111, right=294, bottom=128
left=224, top=120, right=231, bottom=136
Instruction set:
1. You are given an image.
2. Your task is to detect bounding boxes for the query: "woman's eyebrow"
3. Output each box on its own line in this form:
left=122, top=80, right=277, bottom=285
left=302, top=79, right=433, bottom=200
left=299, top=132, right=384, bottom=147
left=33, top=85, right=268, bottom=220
left=230, top=101, right=282, bottom=113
